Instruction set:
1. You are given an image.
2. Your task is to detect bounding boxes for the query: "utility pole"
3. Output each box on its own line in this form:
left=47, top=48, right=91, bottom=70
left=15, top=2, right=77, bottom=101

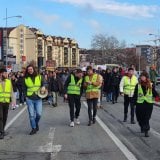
left=3, top=8, right=22, bottom=69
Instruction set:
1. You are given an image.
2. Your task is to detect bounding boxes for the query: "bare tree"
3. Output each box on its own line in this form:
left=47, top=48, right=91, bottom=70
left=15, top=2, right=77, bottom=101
left=118, top=48, right=147, bottom=70
left=91, top=34, right=126, bottom=63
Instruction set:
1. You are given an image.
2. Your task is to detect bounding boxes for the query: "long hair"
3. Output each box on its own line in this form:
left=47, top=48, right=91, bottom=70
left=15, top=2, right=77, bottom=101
left=25, top=65, right=38, bottom=78
left=139, top=71, right=152, bottom=91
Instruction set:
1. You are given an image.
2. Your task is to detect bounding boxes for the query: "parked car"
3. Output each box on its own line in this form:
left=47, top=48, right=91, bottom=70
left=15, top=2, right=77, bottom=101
left=156, top=75, right=160, bottom=85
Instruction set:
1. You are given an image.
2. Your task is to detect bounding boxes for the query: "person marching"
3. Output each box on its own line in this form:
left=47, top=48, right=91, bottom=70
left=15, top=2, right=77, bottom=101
left=24, top=65, right=44, bottom=135
left=120, top=68, right=138, bottom=124
left=64, top=69, right=83, bottom=127
left=84, top=66, right=101, bottom=126
left=133, top=71, right=159, bottom=137
left=110, top=67, right=121, bottom=104
left=49, top=70, right=63, bottom=107
left=0, top=68, right=15, bottom=139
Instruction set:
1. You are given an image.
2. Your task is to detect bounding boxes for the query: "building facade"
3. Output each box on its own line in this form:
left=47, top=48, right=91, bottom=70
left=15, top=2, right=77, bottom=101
left=0, top=25, right=79, bottom=70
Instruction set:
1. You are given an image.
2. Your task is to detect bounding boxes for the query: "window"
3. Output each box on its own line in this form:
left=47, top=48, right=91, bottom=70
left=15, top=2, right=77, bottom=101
left=20, top=39, right=23, bottom=43
left=72, top=48, right=76, bottom=65
left=47, top=46, right=52, bottom=60
left=64, top=47, right=68, bottom=65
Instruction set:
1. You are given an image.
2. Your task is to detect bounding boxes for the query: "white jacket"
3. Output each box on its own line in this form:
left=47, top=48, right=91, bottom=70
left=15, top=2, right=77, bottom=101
left=119, top=75, right=138, bottom=97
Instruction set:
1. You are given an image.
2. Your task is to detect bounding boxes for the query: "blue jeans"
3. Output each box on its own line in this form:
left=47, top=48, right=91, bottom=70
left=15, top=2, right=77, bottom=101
left=48, top=92, right=58, bottom=105
left=106, top=92, right=112, bottom=102
left=26, top=98, right=42, bottom=129
left=52, top=92, right=58, bottom=104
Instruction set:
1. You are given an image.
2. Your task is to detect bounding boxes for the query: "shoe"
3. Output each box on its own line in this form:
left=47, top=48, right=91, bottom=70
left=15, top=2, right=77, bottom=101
left=0, top=132, right=4, bottom=139
left=131, top=120, right=136, bottom=124
left=36, top=124, right=39, bottom=131
left=55, top=103, right=58, bottom=107
left=52, top=103, right=56, bottom=107
left=96, top=106, right=100, bottom=109
left=16, top=104, right=19, bottom=108
left=123, top=117, right=127, bottom=122
left=112, top=101, right=115, bottom=104
left=29, top=129, right=37, bottom=135
left=141, top=128, right=145, bottom=133
left=24, top=102, right=26, bottom=105
left=48, top=101, right=51, bottom=105
left=123, top=115, right=127, bottom=122
left=12, top=107, right=16, bottom=110
left=93, top=118, right=96, bottom=124
left=88, top=121, right=92, bottom=126
left=123, top=119, right=127, bottom=122
left=19, top=103, right=23, bottom=106
left=100, top=105, right=103, bottom=109
left=3, top=131, right=8, bottom=136
left=145, top=131, right=149, bottom=137
left=75, top=119, right=80, bottom=125
left=70, top=121, right=74, bottom=127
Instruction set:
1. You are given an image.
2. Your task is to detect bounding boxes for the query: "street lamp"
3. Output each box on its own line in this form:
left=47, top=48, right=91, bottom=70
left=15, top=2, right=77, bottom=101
left=3, top=8, right=22, bottom=69
left=148, top=33, right=160, bottom=46
left=148, top=33, right=160, bottom=66
left=134, top=46, right=141, bottom=73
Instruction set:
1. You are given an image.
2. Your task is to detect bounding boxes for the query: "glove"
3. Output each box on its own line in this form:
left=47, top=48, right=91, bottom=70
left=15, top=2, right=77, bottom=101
left=155, top=96, right=159, bottom=102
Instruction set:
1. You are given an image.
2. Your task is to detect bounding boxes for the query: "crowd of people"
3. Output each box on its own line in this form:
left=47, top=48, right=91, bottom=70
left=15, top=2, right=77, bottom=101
left=0, top=64, right=159, bottom=139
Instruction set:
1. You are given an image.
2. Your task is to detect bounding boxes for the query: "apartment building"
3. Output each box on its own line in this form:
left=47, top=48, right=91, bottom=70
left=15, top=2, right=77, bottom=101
left=0, top=25, right=79, bottom=70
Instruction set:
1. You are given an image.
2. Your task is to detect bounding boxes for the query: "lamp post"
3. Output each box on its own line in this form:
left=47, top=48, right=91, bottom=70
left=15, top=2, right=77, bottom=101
left=148, top=33, right=160, bottom=67
left=135, top=46, right=141, bottom=72
left=3, top=8, right=22, bottom=69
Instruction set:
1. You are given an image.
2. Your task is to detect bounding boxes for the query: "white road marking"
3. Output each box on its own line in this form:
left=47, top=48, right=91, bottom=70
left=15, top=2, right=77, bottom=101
left=5, top=104, right=62, bottom=159
left=39, top=127, right=62, bottom=159
left=83, top=101, right=137, bottom=160
left=5, top=106, right=27, bottom=130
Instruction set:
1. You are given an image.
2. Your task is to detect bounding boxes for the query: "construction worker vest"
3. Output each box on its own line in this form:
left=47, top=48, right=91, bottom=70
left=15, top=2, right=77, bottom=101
left=123, top=76, right=137, bottom=96
left=67, top=74, right=82, bottom=95
left=137, top=84, right=153, bottom=103
left=0, top=79, right=12, bottom=103
left=85, top=74, right=100, bottom=93
left=25, top=75, right=41, bottom=96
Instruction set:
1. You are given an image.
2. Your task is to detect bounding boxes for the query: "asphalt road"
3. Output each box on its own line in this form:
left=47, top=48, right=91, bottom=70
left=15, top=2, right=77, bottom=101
left=0, top=96, right=160, bottom=160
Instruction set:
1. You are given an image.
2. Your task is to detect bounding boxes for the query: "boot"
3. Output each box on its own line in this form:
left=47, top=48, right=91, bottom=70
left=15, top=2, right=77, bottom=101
left=123, top=115, right=127, bottom=122
left=93, top=117, right=96, bottom=124
left=131, top=120, right=136, bottom=124
left=88, top=121, right=92, bottom=126
left=29, top=128, right=37, bottom=135
left=0, top=132, right=4, bottom=139
left=131, top=117, right=135, bottom=124
left=141, top=128, right=145, bottom=133
left=145, top=131, right=149, bottom=137
left=36, top=124, right=39, bottom=131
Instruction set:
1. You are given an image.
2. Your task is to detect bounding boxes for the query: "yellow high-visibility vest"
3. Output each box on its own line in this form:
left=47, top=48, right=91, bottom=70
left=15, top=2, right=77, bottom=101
left=25, top=75, right=41, bottom=96
left=67, top=74, right=82, bottom=95
left=123, top=76, right=137, bottom=96
left=85, top=74, right=100, bottom=93
left=137, top=84, right=153, bottom=103
left=0, top=79, right=12, bottom=103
